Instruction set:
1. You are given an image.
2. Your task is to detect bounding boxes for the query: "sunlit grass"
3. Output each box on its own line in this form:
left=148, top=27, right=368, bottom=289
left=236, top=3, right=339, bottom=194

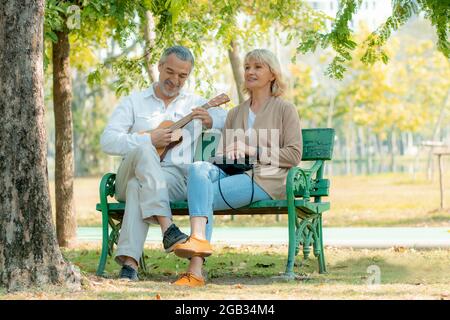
left=2, top=245, right=449, bottom=299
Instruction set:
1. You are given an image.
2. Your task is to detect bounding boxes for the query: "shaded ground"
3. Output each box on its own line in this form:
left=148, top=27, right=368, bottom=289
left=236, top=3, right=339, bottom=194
left=1, top=244, right=449, bottom=300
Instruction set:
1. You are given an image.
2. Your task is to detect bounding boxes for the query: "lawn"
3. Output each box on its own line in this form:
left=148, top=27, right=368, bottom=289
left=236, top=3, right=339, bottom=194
left=51, top=172, right=450, bottom=228
left=1, top=244, right=449, bottom=300
left=27, top=170, right=449, bottom=300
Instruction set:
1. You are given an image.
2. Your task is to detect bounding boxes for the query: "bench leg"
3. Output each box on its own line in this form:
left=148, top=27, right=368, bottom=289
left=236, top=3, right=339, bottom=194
left=96, top=209, right=110, bottom=276
left=284, top=201, right=297, bottom=278
left=317, top=215, right=327, bottom=274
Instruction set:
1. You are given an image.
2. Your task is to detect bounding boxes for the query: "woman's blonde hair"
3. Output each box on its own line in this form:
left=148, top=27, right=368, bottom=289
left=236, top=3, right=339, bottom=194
left=243, top=49, right=286, bottom=97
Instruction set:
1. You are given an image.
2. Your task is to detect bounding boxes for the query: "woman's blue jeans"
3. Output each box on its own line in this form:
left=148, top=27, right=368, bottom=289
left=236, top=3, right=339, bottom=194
left=187, top=161, right=272, bottom=241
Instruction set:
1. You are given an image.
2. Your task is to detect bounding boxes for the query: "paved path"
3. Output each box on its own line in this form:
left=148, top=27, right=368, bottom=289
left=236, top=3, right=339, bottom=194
left=77, top=227, right=450, bottom=248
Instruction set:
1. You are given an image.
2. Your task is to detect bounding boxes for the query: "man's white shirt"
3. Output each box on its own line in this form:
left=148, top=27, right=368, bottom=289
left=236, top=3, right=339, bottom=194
left=100, top=84, right=227, bottom=164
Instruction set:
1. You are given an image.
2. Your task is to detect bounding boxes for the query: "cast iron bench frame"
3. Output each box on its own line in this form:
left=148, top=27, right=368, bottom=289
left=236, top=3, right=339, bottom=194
left=95, top=128, right=335, bottom=278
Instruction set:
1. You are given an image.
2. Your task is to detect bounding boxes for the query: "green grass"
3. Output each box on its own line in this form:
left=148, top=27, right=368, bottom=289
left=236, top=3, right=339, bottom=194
left=2, top=245, right=449, bottom=299
left=56, top=172, right=450, bottom=228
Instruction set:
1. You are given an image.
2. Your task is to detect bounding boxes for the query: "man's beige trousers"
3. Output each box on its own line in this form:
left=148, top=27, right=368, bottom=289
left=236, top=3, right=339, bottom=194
left=114, top=143, right=187, bottom=265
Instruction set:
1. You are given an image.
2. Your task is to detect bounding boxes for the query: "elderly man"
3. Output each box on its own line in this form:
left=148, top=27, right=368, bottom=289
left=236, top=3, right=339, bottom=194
left=100, top=46, right=227, bottom=280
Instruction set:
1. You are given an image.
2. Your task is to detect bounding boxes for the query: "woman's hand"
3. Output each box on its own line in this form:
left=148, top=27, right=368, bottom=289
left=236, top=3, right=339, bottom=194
left=225, top=141, right=257, bottom=160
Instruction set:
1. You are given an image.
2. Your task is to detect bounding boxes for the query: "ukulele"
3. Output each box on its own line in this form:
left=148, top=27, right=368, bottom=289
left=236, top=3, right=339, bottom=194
left=148, top=93, right=230, bottom=161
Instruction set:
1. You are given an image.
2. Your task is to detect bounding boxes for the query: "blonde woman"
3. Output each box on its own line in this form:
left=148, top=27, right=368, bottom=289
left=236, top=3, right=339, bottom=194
left=172, top=49, right=302, bottom=287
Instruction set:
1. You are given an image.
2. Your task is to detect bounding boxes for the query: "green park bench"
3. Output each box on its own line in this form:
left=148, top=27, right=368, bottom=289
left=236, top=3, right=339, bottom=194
left=95, top=128, right=335, bottom=278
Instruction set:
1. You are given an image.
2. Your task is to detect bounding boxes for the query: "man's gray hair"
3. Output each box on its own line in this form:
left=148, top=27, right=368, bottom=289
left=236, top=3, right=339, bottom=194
left=159, top=45, right=195, bottom=69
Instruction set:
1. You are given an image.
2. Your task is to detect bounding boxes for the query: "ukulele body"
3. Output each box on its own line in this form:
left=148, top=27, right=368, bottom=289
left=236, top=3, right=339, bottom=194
left=152, top=93, right=230, bottom=161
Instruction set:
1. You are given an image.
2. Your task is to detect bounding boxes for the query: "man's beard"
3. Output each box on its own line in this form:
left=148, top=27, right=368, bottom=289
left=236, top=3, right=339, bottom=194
left=159, top=80, right=180, bottom=98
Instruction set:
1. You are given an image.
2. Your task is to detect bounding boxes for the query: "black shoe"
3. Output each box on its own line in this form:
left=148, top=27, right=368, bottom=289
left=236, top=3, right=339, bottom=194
left=119, top=264, right=139, bottom=281
left=163, top=224, right=188, bottom=253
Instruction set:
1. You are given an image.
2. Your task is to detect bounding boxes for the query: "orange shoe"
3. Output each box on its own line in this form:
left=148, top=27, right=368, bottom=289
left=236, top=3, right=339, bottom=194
left=173, top=272, right=205, bottom=287
left=173, top=236, right=213, bottom=258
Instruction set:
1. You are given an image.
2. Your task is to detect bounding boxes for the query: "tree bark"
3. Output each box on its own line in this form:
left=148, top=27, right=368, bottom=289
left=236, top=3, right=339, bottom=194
left=228, top=40, right=245, bottom=104
left=53, top=30, right=77, bottom=248
left=0, top=0, right=80, bottom=291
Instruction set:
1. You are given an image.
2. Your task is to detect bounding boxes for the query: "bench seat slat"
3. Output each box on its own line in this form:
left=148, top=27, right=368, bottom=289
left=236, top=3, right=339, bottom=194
left=96, top=199, right=330, bottom=216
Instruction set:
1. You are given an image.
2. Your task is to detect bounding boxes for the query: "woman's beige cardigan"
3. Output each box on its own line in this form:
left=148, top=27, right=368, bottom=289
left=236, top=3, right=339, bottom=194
left=217, top=96, right=302, bottom=200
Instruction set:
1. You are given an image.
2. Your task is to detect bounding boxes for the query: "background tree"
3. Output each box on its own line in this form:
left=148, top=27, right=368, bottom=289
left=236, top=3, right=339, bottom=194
left=286, top=16, right=449, bottom=175
left=187, top=0, right=328, bottom=103
left=298, top=0, right=449, bottom=79
left=0, top=0, right=80, bottom=291
left=50, top=1, right=77, bottom=248
left=44, top=0, right=164, bottom=247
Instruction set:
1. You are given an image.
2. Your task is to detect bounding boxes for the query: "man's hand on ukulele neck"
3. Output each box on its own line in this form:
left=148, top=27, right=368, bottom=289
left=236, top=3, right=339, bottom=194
left=191, top=107, right=213, bottom=129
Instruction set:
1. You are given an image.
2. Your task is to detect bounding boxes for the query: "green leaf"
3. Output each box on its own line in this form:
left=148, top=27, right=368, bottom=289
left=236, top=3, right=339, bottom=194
left=45, top=30, right=59, bottom=43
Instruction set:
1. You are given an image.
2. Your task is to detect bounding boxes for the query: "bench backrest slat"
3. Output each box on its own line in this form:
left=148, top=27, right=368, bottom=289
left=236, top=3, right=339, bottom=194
left=194, top=128, right=335, bottom=162
left=301, top=128, right=335, bottom=161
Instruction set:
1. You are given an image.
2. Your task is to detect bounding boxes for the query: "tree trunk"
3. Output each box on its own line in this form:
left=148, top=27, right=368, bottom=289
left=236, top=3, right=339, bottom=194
left=374, top=133, right=383, bottom=173
left=0, top=0, right=80, bottom=291
left=357, top=126, right=365, bottom=161
left=345, top=126, right=352, bottom=175
left=228, top=40, right=245, bottom=104
left=427, top=92, right=449, bottom=180
left=143, top=11, right=156, bottom=82
left=357, top=126, right=368, bottom=174
left=327, top=94, right=334, bottom=128
left=326, top=95, right=334, bottom=177
left=399, top=132, right=405, bottom=156
left=53, top=30, right=77, bottom=248
left=367, top=128, right=373, bottom=175
left=389, top=128, right=397, bottom=172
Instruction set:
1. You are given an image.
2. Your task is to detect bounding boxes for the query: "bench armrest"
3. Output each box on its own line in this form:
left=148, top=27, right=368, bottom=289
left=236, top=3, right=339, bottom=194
left=99, top=173, right=117, bottom=210
left=286, top=160, right=324, bottom=201
left=286, top=167, right=310, bottom=202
